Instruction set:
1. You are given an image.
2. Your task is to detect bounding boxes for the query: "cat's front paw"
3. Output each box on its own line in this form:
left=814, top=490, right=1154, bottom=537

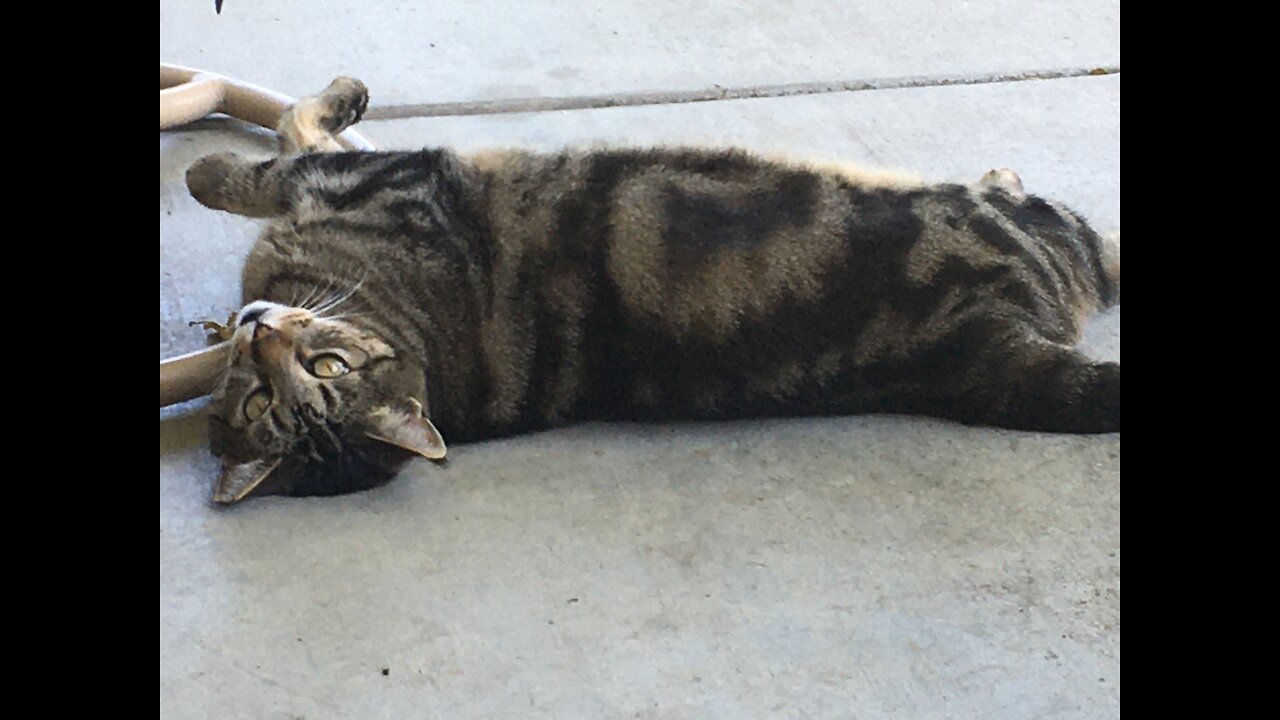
left=186, top=152, right=239, bottom=210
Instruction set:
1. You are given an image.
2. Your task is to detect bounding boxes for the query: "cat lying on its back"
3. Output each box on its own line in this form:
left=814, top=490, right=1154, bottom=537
left=185, top=77, right=1120, bottom=504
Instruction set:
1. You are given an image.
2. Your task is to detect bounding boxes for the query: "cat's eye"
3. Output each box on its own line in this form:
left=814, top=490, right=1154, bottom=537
left=244, top=388, right=272, bottom=421
left=309, top=354, right=351, bottom=379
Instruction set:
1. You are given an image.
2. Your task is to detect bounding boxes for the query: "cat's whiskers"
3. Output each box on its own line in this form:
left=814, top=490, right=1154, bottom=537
left=323, top=311, right=373, bottom=323
left=296, top=281, right=326, bottom=311
left=310, top=281, right=349, bottom=315
left=315, top=273, right=368, bottom=318
left=313, top=292, right=348, bottom=317
left=302, top=277, right=339, bottom=313
left=321, top=296, right=371, bottom=318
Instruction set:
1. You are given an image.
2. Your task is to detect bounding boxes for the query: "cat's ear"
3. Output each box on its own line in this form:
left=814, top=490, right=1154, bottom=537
left=214, top=458, right=282, bottom=505
left=365, top=398, right=447, bottom=460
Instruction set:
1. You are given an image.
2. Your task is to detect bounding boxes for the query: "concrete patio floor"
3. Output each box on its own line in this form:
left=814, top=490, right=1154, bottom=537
left=160, top=2, right=1120, bottom=717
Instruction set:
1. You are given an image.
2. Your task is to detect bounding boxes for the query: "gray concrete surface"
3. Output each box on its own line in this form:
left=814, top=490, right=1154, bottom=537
left=161, top=1, right=1119, bottom=107
left=160, top=2, right=1120, bottom=717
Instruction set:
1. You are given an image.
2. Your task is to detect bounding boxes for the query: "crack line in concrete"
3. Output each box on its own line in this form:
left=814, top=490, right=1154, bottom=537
left=363, top=66, right=1119, bottom=121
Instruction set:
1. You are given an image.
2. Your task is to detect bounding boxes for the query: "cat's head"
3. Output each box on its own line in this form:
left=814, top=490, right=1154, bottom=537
left=207, top=300, right=445, bottom=504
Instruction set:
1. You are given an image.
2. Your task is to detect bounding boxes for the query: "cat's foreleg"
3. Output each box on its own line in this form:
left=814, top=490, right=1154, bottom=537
left=186, top=77, right=370, bottom=216
left=185, top=153, right=292, bottom=217
left=275, top=76, right=369, bottom=155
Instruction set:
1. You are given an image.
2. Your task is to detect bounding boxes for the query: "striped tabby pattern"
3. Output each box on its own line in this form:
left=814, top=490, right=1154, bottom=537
left=187, top=78, right=1120, bottom=502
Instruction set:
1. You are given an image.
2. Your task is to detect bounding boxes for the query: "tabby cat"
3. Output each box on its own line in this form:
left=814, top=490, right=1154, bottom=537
left=184, top=77, right=1120, bottom=504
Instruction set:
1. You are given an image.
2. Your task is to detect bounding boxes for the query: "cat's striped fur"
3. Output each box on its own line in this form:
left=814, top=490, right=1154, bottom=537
left=188, top=78, right=1119, bottom=502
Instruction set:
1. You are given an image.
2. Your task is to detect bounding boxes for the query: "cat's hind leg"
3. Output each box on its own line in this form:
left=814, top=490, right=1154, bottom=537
left=275, top=76, right=370, bottom=155
left=906, top=321, right=1120, bottom=433
left=982, top=343, right=1119, bottom=434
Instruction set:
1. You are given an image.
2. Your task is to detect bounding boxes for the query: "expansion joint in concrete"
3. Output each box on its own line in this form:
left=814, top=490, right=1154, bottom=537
left=363, top=65, right=1120, bottom=121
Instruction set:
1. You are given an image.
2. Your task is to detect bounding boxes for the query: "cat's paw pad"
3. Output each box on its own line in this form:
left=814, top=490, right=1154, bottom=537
left=315, top=77, right=370, bottom=134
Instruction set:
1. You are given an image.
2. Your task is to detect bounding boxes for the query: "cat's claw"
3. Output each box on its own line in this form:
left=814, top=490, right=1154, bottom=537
left=189, top=312, right=239, bottom=343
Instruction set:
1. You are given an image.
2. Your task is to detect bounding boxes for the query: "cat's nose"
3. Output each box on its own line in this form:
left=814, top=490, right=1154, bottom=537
left=238, top=306, right=268, bottom=326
